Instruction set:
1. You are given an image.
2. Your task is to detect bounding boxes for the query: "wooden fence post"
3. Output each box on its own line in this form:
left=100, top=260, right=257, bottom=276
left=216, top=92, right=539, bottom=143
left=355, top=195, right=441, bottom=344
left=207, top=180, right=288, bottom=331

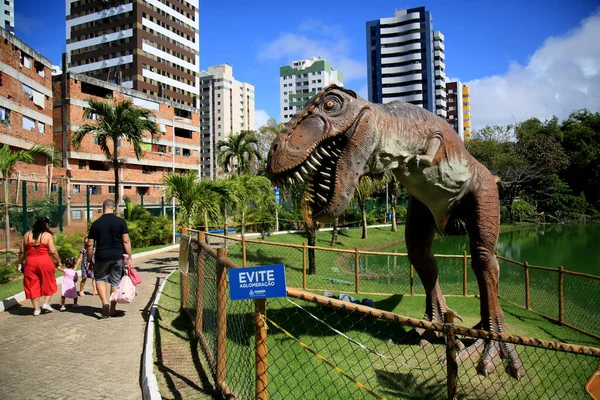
left=524, top=262, right=530, bottom=310
left=216, top=248, right=228, bottom=392
left=195, top=232, right=205, bottom=335
left=242, top=235, right=247, bottom=268
left=559, top=266, right=565, bottom=325
left=255, top=299, right=268, bottom=400
left=355, top=248, right=360, bottom=294
left=302, top=242, right=307, bottom=290
left=462, top=251, right=468, bottom=297
left=444, top=312, right=458, bottom=400
left=410, top=264, right=415, bottom=296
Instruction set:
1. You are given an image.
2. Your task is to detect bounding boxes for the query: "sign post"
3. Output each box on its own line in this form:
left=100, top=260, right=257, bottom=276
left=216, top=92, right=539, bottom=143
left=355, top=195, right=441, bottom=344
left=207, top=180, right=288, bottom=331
left=274, top=187, right=280, bottom=232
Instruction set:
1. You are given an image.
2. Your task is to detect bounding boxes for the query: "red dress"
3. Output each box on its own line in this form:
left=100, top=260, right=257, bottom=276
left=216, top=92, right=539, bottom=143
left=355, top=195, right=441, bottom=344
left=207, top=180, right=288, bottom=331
left=23, top=237, right=57, bottom=299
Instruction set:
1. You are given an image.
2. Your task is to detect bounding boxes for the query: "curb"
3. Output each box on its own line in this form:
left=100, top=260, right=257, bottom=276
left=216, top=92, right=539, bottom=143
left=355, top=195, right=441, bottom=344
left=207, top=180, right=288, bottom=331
left=141, top=268, right=176, bottom=400
left=0, top=245, right=180, bottom=314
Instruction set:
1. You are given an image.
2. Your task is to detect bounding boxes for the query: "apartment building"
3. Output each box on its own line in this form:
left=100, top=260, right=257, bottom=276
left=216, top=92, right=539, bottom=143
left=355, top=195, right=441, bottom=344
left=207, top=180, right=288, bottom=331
left=199, top=64, right=255, bottom=178
left=1, top=0, right=14, bottom=34
left=0, top=27, right=61, bottom=200
left=65, top=0, right=200, bottom=108
left=445, top=81, right=471, bottom=141
left=53, top=70, right=202, bottom=224
left=279, top=57, right=343, bottom=121
left=366, top=7, right=447, bottom=118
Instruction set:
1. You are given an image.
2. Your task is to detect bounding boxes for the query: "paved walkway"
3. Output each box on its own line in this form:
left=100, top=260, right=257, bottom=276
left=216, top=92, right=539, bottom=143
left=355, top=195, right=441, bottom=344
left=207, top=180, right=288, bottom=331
left=0, top=249, right=179, bottom=400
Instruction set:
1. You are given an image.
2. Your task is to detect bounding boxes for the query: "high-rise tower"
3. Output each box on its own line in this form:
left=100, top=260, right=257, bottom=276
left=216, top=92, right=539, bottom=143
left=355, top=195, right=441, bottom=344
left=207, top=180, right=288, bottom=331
left=65, top=0, right=199, bottom=108
left=366, top=7, right=446, bottom=118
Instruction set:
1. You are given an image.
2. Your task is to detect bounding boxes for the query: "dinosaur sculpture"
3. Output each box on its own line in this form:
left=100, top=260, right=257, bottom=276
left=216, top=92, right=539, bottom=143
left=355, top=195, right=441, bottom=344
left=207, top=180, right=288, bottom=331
left=266, top=84, right=524, bottom=379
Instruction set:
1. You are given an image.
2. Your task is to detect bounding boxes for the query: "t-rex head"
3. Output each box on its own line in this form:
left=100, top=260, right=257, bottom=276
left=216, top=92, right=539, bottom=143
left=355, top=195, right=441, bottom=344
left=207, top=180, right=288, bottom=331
left=267, top=84, right=378, bottom=221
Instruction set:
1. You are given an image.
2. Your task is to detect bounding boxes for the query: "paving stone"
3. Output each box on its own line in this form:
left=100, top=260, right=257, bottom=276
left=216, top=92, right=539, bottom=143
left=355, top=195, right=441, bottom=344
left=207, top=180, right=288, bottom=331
left=0, top=250, right=180, bottom=400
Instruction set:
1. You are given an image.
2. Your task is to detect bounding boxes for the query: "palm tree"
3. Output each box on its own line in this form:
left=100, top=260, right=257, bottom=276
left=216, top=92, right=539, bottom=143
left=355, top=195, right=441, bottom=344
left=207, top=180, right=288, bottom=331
left=354, top=175, right=387, bottom=239
left=229, top=174, right=272, bottom=236
left=163, top=171, right=221, bottom=231
left=1, top=144, right=55, bottom=251
left=71, top=99, right=158, bottom=207
left=216, top=131, right=262, bottom=175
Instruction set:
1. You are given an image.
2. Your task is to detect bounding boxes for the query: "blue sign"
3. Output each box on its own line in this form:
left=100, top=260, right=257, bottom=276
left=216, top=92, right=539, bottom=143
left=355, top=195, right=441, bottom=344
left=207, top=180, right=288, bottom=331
left=274, top=187, right=280, bottom=205
left=229, top=264, right=287, bottom=300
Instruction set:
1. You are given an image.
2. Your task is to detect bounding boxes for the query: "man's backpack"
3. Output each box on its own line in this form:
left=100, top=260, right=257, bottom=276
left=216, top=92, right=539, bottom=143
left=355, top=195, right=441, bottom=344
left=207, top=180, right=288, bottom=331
left=110, top=273, right=136, bottom=304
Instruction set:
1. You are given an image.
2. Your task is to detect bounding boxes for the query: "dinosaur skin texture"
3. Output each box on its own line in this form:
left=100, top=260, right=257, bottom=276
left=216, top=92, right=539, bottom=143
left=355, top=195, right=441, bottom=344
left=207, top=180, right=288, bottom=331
left=267, top=85, right=525, bottom=379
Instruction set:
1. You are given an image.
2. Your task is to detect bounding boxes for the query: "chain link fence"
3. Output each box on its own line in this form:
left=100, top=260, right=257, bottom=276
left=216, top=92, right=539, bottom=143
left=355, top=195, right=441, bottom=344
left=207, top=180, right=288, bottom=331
left=177, top=231, right=600, bottom=399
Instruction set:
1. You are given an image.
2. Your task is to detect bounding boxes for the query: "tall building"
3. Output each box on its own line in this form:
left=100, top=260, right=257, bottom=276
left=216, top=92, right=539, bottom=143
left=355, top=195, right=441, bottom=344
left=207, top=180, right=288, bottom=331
left=366, top=7, right=447, bottom=118
left=445, top=81, right=471, bottom=141
left=279, top=57, right=344, bottom=121
left=65, top=0, right=199, bottom=108
left=199, top=64, right=255, bottom=178
left=1, top=0, right=14, bottom=34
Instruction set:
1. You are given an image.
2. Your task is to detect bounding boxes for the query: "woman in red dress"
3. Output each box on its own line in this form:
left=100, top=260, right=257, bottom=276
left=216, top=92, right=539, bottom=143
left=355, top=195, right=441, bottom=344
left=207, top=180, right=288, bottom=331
left=17, top=217, right=62, bottom=316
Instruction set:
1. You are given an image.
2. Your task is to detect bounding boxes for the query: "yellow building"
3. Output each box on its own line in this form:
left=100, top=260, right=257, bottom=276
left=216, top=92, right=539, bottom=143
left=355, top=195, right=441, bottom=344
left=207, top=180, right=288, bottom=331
left=463, top=85, right=471, bottom=141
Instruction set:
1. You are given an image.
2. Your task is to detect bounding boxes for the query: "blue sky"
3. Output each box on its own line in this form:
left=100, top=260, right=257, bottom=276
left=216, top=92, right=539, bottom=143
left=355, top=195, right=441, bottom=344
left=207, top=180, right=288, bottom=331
left=15, top=0, right=600, bottom=130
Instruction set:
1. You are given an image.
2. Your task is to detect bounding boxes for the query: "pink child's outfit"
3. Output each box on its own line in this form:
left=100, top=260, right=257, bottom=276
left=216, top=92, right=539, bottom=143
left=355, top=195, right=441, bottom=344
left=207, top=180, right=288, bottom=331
left=62, top=269, right=79, bottom=299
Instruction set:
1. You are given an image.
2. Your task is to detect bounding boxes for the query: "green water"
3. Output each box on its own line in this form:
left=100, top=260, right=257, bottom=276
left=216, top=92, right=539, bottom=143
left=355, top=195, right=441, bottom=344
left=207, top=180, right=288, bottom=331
left=389, top=223, right=600, bottom=276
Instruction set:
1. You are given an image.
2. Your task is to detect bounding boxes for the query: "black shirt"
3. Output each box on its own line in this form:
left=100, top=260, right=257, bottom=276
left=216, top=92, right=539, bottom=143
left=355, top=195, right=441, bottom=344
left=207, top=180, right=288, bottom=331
left=88, top=213, right=129, bottom=262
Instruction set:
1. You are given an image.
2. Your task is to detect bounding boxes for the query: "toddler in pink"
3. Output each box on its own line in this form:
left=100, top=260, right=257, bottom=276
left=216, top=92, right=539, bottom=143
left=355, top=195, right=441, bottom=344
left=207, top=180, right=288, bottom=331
left=59, top=257, right=79, bottom=311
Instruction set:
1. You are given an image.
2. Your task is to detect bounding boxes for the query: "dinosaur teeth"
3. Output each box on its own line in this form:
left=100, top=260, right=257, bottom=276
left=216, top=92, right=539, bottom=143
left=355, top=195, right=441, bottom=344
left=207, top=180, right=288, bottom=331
left=288, top=177, right=294, bottom=185
left=321, top=171, right=331, bottom=178
left=300, top=166, right=309, bottom=175
left=319, top=148, right=331, bottom=157
left=294, top=171, right=304, bottom=182
left=309, top=155, right=321, bottom=167
left=317, top=193, right=327, bottom=203
left=318, top=184, right=329, bottom=191
left=314, top=153, right=323, bottom=161
left=324, top=179, right=331, bottom=184
left=306, top=160, right=317, bottom=171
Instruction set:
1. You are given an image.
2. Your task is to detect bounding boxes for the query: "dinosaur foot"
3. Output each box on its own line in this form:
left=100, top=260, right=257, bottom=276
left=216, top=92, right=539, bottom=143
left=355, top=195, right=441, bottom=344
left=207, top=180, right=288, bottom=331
left=457, top=338, right=525, bottom=380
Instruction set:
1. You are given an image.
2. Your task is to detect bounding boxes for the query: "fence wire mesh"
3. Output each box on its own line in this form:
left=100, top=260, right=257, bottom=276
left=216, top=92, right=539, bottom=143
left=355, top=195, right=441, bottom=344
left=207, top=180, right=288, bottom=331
left=181, top=235, right=600, bottom=399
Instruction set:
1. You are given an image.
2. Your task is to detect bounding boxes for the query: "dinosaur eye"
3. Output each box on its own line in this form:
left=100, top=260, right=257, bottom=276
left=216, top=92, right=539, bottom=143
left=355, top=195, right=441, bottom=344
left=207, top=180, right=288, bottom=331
left=322, top=97, right=341, bottom=113
left=324, top=100, right=335, bottom=110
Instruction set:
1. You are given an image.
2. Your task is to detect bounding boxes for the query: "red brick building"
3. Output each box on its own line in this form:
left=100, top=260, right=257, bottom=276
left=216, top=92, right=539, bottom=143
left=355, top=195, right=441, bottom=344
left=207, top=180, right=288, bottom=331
left=53, top=70, right=202, bottom=225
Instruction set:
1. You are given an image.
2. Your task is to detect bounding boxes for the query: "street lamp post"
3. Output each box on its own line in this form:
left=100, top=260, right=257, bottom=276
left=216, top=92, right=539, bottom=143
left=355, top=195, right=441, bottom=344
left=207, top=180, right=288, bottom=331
left=172, top=116, right=176, bottom=244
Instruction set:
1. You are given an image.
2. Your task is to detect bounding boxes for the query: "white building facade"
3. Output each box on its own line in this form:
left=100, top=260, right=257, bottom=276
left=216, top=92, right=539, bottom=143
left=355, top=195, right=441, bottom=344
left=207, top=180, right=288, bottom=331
left=280, top=57, right=343, bottom=121
left=1, top=0, right=14, bottom=34
left=199, top=64, right=255, bottom=178
left=366, top=7, right=447, bottom=118
left=65, top=0, right=200, bottom=108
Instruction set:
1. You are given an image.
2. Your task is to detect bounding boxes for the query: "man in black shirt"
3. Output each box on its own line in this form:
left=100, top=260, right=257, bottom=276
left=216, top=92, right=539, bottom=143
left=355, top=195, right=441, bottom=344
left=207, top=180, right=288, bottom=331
left=87, top=199, right=132, bottom=318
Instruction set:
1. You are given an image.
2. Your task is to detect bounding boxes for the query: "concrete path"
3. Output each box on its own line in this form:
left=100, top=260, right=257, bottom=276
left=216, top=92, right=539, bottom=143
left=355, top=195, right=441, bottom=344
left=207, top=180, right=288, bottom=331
left=0, top=249, right=179, bottom=400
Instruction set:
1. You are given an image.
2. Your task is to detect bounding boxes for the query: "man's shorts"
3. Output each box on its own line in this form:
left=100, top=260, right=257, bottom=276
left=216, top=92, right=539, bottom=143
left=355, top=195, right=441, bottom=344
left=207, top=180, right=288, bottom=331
left=94, top=259, right=124, bottom=287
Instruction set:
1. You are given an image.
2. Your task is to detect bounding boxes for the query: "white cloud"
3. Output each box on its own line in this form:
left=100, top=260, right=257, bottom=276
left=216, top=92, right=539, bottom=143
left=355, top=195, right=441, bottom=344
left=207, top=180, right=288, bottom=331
left=254, top=109, right=271, bottom=130
left=257, top=22, right=365, bottom=82
left=466, top=10, right=600, bottom=130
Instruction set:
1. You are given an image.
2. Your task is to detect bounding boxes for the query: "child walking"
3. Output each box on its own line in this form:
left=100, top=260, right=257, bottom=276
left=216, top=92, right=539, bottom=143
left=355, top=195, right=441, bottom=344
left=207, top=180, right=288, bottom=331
left=59, top=257, right=79, bottom=311
left=77, top=236, right=97, bottom=297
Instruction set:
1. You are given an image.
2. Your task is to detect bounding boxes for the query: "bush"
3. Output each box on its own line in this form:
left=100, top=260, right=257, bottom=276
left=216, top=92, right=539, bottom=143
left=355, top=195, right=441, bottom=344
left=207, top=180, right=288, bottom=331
left=395, top=205, right=408, bottom=224
left=54, top=232, right=85, bottom=261
left=512, top=199, right=538, bottom=222
left=0, top=263, right=21, bottom=284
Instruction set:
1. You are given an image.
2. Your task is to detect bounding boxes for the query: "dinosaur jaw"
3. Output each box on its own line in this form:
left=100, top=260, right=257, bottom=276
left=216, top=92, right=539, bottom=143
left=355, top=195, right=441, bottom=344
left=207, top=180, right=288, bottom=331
left=269, top=109, right=372, bottom=221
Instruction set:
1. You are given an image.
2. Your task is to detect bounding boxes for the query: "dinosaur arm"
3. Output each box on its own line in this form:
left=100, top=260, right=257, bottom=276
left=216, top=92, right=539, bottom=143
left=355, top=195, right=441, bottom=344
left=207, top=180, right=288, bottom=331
left=416, top=132, right=443, bottom=167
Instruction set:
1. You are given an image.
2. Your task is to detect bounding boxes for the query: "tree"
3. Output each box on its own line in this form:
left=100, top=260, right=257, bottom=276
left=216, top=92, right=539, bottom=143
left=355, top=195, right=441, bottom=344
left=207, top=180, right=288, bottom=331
left=71, top=99, right=158, bottom=207
left=353, top=175, right=386, bottom=239
left=0, top=144, right=55, bottom=251
left=229, top=174, right=272, bottom=236
left=216, top=131, right=262, bottom=175
left=256, top=118, right=284, bottom=163
left=560, top=110, right=600, bottom=210
left=163, top=171, right=221, bottom=231
left=471, top=124, right=514, bottom=142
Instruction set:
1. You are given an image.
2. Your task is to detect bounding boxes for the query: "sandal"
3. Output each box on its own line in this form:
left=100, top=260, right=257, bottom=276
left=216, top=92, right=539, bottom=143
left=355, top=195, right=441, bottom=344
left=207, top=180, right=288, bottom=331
left=78, top=291, right=85, bottom=297
left=60, top=306, right=66, bottom=312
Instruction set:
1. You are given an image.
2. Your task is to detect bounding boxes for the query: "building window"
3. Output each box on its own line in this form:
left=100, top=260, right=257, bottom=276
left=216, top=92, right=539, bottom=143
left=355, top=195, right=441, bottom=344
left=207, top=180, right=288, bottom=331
left=78, top=161, right=85, bottom=169
left=51, top=183, right=58, bottom=193
left=72, top=210, right=82, bottom=220
left=72, top=184, right=81, bottom=194
left=183, top=149, right=190, bottom=157
left=175, top=147, right=181, bottom=156
left=0, top=106, right=9, bottom=123
left=33, top=182, right=38, bottom=192
left=38, top=122, right=45, bottom=134
left=108, top=186, right=116, bottom=194
left=22, top=116, right=35, bottom=130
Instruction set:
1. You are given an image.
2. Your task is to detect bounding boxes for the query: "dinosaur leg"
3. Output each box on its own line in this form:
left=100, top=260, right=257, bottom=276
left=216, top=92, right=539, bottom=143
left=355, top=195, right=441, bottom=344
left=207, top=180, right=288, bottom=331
left=405, top=197, right=458, bottom=343
left=461, top=184, right=525, bottom=379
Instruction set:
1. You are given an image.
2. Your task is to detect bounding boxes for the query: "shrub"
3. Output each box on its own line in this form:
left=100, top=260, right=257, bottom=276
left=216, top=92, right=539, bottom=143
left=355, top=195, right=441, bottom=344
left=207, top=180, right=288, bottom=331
left=0, top=263, right=21, bottom=284
left=54, top=232, right=85, bottom=261
left=396, top=205, right=408, bottom=224
left=512, top=199, right=538, bottom=222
